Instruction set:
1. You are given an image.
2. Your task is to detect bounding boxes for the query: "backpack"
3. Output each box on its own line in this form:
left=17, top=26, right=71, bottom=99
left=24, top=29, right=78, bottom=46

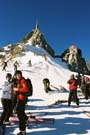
left=21, top=78, right=33, bottom=97
left=26, top=78, right=33, bottom=96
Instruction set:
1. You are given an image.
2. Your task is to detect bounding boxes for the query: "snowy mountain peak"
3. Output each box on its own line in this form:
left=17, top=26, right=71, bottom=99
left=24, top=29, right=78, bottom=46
left=21, top=23, right=55, bottom=56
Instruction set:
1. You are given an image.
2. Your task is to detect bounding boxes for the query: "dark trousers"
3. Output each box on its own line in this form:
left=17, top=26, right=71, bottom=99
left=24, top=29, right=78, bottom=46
left=16, top=99, right=28, bottom=131
left=68, top=90, right=79, bottom=105
left=0, top=99, right=12, bottom=124
left=85, top=85, right=90, bottom=99
left=11, top=93, right=17, bottom=114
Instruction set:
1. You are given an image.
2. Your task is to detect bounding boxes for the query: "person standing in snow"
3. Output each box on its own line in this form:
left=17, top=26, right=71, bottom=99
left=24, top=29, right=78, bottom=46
left=2, top=61, right=8, bottom=71
left=80, top=74, right=86, bottom=97
left=28, top=60, right=32, bottom=67
left=67, top=74, right=79, bottom=107
left=75, top=73, right=81, bottom=88
left=0, top=73, right=12, bottom=125
left=84, top=77, right=90, bottom=100
left=13, top=61, right=19, bottom=72
left=11, top=71, right=18, bottom=115
left=13, top=70, right=28, bottom=135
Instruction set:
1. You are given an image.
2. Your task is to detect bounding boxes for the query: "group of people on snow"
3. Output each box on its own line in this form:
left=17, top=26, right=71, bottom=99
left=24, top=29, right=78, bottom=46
left=1, top=60, right=19, bottom=72
left=67, top=73, right=90, bottom=107
left=0, top=61, right=90, bottom=135
left=0, top=70, right=29, bottom=135
left=43, top=73, right=90, bottom=108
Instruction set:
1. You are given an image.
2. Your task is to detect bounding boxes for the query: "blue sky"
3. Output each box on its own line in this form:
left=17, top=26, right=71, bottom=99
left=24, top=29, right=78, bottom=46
left=0, top=0, right=90, bottom=60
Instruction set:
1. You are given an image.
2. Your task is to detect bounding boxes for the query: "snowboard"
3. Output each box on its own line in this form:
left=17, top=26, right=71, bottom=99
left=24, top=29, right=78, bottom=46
left=9, top=116, right=55, bottom=125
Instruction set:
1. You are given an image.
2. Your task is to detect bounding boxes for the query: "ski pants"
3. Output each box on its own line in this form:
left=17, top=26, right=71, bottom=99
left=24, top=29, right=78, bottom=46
left=0, top=99, right=12, bottom=124
left=68, top=90, right=79, bottom=105
left=16, top=99, right=28, bottom=131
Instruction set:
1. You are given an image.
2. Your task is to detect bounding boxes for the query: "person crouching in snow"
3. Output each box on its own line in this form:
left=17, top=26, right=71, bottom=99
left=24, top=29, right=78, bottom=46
left=67, top=74, right=79, bottom=107
left=0, top=73, right=12, bottom=125
left=13, top=70, right=28, bottom=135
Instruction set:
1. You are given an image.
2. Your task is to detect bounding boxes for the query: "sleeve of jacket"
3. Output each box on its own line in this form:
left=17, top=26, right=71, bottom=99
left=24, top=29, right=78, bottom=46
left=19, top=79, right=28, bottom=93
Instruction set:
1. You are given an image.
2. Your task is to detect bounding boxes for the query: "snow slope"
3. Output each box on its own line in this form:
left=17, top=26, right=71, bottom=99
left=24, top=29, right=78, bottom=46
left=0, top=44, right=90, bottom=135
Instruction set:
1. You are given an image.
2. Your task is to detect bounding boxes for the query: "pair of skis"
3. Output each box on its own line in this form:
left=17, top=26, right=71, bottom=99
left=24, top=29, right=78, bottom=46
left=0, top=116, right=54, bottom=135
left=9, top=115, right=55, bottom=125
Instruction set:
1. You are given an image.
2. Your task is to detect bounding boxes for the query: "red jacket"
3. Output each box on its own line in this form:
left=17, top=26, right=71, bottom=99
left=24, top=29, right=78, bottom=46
left=17, top=77, right=28, bottom=100
left=68, top=79, right=77, bottom=91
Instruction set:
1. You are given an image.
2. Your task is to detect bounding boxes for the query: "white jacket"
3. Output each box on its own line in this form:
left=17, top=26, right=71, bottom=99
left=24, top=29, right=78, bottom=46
left=1, top=81, right=12, bottom=99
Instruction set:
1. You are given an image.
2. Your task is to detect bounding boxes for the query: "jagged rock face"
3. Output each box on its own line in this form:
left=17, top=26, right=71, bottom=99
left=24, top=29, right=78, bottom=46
left=22, top=25, right=55, bottom=57
left=61, top=45, right=90, bottom=74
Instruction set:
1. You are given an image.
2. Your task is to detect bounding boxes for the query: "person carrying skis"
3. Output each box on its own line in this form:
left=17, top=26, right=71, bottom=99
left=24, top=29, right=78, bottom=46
left=67, top=74, right=79, bottom=107
left=0, top=73, right=12, bottom=126
left=13, top=70, right=28, bottom=135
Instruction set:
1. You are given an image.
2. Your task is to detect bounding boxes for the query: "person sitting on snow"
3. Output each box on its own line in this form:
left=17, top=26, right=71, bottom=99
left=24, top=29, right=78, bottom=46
left=43, top=78, right=52, bottom=93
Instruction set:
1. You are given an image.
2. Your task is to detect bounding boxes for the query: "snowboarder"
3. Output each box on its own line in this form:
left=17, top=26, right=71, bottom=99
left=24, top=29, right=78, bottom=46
left=0, top=73, right=12, bottom=126
left=67, top=74, right=79, bottom=107
left=13, top=70, right=28, bottom=135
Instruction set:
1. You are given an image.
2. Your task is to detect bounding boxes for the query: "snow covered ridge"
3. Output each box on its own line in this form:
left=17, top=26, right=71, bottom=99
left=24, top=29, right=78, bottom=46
left=25, top=43, right=49, bottom=55
left=0, top=42, right=74, bottom=94
left=1, top=43, right=90, bottom=135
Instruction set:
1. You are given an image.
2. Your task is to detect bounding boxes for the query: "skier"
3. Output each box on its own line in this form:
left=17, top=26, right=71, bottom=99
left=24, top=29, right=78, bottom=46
left=13, top=61, right=19, bottom=72
left=0, top=73, right=12, bottom=126
left=13, top=70, right=28, bottom=135
left=2, top=61, right=7, bottom=71
left=28, top=60, right=32, bottom=67
left=67, top=74, right=79, bottom=107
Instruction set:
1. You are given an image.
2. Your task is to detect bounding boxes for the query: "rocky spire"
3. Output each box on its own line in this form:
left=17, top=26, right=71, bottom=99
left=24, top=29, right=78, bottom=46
left=22, top=22, right=55, bottom=56
left=60, top=45, right=90, bottom=74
